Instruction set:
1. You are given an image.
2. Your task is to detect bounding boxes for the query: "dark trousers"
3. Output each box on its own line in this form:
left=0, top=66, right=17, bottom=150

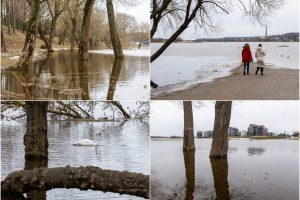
left=255, top=67, right=264, bottom=75
left=243, top=62, right=250, bottom=74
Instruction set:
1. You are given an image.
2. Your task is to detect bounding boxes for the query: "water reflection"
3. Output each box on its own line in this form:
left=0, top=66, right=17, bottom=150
left=183, top=150, right=195, bottom=200
left=151, top=139, right=299, bottom=200
left=210, top=158, right=230, bottom=200
left=1, top=120, right=149, bottom=199
left=1, top=51, right=149, bottom=100
left=107, top=58, right=123, bottom=100
left=247, top=147, right=266, bottom=157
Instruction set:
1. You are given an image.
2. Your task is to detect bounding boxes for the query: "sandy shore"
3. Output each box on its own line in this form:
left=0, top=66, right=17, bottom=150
left=152, top=63, right=299, bottom=100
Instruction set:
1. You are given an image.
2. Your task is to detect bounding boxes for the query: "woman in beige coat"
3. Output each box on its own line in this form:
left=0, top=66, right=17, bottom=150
left=255, top=44, right=266, bottom=75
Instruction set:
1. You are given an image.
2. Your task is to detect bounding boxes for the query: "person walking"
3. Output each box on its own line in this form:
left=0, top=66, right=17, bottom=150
left=255, top=44, right=266, bottom=75
left=242, top=43, right=253, bottom=75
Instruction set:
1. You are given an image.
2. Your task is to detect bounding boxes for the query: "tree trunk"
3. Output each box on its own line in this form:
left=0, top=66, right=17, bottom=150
left=6, top=1, right=11, bottom=34
left=70, top=17, right=77, bottom=51
left=210, top=101, right=232, bottom=158
left=183, top=150, right=195, bottom=200
left=107, top=58, right=123, bottom=100
left=106, top=0, right=124, bottom=58
left=1, top=166, right=149, bottom=199
left=38, top=23, right=53, bottom=52
left=1, top=0, right=7, bottom=52
left=11, top=0, right=16, bottom=33
left=9, top=0, right=40, bottom=70
left=49, top=16, right=58, bottom=45
left=78, top=0, right=95, bottom=60
left=210, top=158, right=230, bottom=200
left=183, top=101, right=195, bottom=151
left=111, top=101, right=131, bottom=119
left=24, top=101, right=48, bottom=160
left=1, top=27, right=7, bottom=52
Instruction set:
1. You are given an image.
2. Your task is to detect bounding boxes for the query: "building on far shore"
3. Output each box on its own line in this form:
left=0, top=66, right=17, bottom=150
left=228, top=127, right=239, bottom=136
left=240, top=130, right=248, bottom=137
left=197, top=131, right=213, bottom=138
left=247, top=124, right=268, bottom=136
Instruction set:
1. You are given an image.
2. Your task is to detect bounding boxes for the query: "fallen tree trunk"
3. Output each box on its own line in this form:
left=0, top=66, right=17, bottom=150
left=1, top=166, right=149, bottom=199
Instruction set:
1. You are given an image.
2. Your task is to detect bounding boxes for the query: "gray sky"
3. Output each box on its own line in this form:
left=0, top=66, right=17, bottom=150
left=116, top=0, right=150, bottom=23
left=151, top=101, right=299, bottom=136
left=155, top=0, right=299, bottom=39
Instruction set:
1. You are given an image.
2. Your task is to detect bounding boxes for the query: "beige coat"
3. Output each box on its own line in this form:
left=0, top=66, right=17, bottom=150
left=255, top=47, right=266, bottom=67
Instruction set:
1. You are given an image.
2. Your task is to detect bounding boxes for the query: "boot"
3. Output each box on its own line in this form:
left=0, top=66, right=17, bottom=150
left=255, top=67, right=260, bottom=75
left=261, top=67, right=264, bottom=75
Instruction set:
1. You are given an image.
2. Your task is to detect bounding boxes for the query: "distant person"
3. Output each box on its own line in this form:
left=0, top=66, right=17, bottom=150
left=255, top=44, right=266, bottom=75
left=242, top=43, right=253, bottom=75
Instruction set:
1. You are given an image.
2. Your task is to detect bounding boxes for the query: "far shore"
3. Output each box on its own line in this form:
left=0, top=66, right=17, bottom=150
left=151, top=136, right=299, bottom=140
left=152, top=63, right=299, bottom=100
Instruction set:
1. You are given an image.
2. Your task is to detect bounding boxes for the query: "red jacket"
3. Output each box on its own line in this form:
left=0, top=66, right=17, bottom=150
left=242, top=47, right=253, bottom=63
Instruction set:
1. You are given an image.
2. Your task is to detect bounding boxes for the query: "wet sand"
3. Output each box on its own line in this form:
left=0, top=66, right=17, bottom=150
left=152, top=63, right=299, bottom=100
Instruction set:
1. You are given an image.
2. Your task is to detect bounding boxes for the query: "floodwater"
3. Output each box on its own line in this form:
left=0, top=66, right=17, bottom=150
left=1, top=51, right=149, bottom=100
left=151, top=138, right=299, bottom=200
left=151, top=42, right=299, bottom=95
left=1, top=119, right=149, bottom=200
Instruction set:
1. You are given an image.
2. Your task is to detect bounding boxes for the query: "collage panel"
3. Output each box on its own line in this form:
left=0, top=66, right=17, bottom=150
left=151, top=101, right=299, bottom=200
left=1, top=1, right=150, bottom=101
left=150, top=0, right=299, bottom=100
left=1, top=101, right=150, bottom=199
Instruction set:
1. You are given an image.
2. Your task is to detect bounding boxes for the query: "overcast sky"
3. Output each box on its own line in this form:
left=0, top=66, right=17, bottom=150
left=115, top=0, right=150, bottom=23
left=151, top=101, right=299, bottom=136
left=155, top=0, right=299, bottom=39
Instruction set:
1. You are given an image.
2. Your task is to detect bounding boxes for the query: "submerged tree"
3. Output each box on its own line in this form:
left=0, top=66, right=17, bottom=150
left=24, top=101, right=49, bottom=160
left=78, top=0, right=95, bottom=60
left=8, top=0, right=41, bottom=70
left=183, top=101, right=195, bottom=151
left=210, top=101, right=232, bottom=159
left=106, top=0, right=124, bottom=58
left=1, top=101, right=149, bottom=198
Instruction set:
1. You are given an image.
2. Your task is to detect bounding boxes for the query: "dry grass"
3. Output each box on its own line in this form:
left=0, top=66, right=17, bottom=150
left=1, top=26, right=70, bottom=68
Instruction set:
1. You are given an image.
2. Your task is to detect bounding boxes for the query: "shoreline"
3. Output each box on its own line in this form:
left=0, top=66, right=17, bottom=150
left=152, top=63, right=299, bottom=100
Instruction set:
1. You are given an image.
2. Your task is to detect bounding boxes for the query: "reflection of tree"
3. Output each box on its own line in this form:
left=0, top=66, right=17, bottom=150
left=210, top=158, right=230, bottom=200
left=106, top=58, right=123, bottom=100
left=247, top=147, right=266, bottom=157
left=183, top=150, right=195, bottom=200
left=78, top=60, right=90, bottom=100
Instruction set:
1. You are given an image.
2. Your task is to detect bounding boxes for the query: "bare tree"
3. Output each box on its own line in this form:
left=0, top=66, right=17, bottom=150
left=106, top=0, right=124, bottom=58
left=24, top=101, right=49, bottom=160
left=6, top=0, right=41, bottom=70
left=210, top=101, right=232, bottom=159
left=150, top=0, right=285, bottom=87
left=78, top=0, right=95, bottom=60
left=1, top=0, right=7, bottom=52
left=183, top=101, right=195, bottom=151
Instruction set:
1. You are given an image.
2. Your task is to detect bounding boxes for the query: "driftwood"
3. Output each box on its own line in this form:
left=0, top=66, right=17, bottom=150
left=1, top=165, right=149, bottom=198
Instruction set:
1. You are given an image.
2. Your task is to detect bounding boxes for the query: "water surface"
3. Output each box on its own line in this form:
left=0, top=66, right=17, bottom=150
left=151, top=42, right=299, bottom=95
left=1, top=120, right=149, bottom=200
left=1, top=51, right=149, bottom=100
left=151, top=138, right=299, bottom=200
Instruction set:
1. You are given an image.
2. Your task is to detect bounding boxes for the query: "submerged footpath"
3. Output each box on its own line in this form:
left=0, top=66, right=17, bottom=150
left=152, top=63, right=299, bottom=100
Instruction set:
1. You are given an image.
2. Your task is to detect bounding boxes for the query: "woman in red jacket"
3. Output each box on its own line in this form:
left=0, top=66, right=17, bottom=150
left=242, top=43, right=253, bottom=75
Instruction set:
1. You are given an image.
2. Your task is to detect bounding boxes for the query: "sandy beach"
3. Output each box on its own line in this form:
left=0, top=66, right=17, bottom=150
left=152, top=63, right=299, bottom=100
